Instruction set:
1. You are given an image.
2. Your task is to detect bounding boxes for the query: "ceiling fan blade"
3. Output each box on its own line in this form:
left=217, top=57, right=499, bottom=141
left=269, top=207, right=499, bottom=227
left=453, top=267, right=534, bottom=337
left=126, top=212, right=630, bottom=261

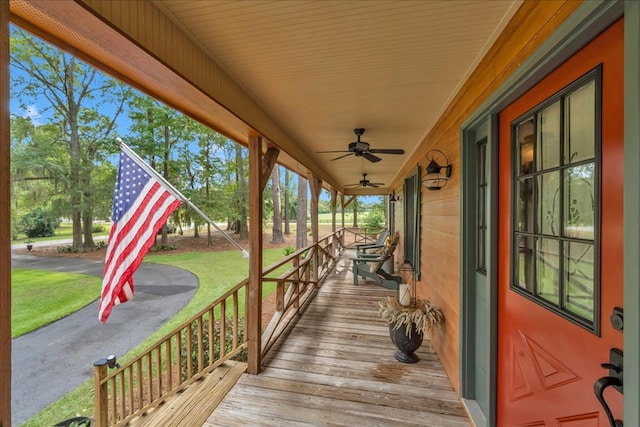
left=369, top=182, right=385, bottom=187
left=331, top=153, right=354, bottom=161
left=344, top=183, right=360, bottom=187
left=369, top=148, right=405, bottom=155
left=362, top=152, right=382, bottom=163
left=317, top=149, right=351, bottom=153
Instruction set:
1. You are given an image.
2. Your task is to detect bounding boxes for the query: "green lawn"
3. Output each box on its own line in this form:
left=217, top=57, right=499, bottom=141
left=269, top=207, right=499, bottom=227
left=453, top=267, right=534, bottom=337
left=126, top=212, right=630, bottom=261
left=23, top=246, right=290, bottom=427
left=11, top=269, right=101, bottom=338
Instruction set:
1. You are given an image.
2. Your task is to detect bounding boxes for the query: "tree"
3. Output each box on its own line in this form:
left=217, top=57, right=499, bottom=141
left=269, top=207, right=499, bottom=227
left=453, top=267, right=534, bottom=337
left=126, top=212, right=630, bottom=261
left=271, top=166, right=284, bottom=243
left=10, top=28, right=130, bottom=249
left=126, top=95, right=195, bottom=246
left=284, top=168, right=291, bottom=235
left=234, top=144, right=249, bottom=239
left=296, top=176, right=308, bottom=249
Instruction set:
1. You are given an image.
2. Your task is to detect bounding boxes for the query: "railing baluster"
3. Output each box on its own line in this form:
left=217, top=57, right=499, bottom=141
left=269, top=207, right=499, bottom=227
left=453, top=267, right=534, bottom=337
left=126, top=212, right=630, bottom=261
left=165, top=339, right=172, bottom=391
left=233, top=291, right=239, bottom=348
left=197, top=317, right=204, bottom=372
left=109, top=376, right=116, bottom=424
left=118, top=370, right=125, bottom=421
left=186, top=323, right=193, bottom=379
left=136, top=358, right=142, bottom=411
left=208, top=308, right=215, bottom=367
left=155, top=345, right=162, bottom=396
left=146, top=353, right=153, bottom=403
left=220, top=299, right=227, bottom=358
left=127, top=365, right=134, bottom=416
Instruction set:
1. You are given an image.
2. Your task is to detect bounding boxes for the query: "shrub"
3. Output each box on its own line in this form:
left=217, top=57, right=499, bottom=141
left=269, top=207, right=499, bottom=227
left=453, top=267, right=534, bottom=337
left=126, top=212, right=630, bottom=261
left=92, top=224, right=106, bottom=233
left=19, top=207, right=60, bottom=238
left=362, top=208, right=385, bottom=229
left=150, top=244, right=178, bottom=252
left=57, top=245, right=83, bottom=253
left=283, top=246, right=295, bottom=256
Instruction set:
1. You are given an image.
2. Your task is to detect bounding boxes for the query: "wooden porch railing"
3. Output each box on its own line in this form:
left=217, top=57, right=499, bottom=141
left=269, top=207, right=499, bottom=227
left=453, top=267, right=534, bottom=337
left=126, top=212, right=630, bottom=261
left=93, top=280, right=248, bottom=427
left=260, top=229, right=345, bottom=356
left=93, top=229, right=345, bottom=426
left=342, top=226, right=384, bottom=248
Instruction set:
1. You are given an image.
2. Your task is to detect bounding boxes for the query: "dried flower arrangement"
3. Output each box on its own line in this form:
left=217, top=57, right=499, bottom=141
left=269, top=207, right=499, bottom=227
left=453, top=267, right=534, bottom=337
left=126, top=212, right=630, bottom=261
left=378, top=296, right=444, bottom=338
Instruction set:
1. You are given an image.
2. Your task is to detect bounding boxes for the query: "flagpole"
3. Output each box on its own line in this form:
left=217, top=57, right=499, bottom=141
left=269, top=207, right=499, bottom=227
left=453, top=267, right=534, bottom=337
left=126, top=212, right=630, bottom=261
left=117, top=138, right=250, bottom=258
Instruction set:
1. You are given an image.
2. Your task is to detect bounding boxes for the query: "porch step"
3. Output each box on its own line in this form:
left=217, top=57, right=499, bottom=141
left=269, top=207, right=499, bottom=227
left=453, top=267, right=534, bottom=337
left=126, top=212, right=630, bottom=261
left=128, top=361, right=247, bottom=427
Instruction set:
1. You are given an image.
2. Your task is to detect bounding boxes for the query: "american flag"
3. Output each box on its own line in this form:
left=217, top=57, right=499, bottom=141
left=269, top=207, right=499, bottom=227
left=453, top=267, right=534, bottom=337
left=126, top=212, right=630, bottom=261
left=98, top=146, right=182, bottom=323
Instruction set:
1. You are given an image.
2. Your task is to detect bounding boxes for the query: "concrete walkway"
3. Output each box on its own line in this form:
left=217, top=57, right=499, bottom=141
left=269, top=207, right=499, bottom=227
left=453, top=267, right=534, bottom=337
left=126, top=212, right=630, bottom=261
left=11, top=248, right=198, bottom=426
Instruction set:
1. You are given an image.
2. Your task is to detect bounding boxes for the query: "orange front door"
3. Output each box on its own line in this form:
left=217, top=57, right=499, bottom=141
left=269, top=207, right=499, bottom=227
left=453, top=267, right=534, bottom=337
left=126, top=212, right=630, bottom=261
left=497, top=19, right=624, bottom=426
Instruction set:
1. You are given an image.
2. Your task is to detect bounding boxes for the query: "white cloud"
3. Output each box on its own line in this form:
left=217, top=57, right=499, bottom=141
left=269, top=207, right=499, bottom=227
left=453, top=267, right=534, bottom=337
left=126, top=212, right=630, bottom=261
left=24, top=105, right=41, bottom=124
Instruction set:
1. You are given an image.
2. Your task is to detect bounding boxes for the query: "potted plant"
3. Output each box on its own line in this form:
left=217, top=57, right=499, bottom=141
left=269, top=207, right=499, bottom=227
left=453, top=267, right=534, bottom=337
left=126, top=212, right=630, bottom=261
left=378, top=296, right=444, bottom=363
left=24, top=239, right=34, bottom=251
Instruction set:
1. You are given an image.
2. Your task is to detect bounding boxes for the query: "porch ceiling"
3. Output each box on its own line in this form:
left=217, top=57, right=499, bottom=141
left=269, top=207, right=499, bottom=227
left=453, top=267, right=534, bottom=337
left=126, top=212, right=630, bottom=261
left=10, top=0, right=519, bottom=195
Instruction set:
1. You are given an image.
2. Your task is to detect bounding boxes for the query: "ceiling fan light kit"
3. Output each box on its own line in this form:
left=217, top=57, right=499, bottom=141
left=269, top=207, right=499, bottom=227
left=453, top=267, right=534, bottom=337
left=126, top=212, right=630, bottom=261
left=318, top=128, right=405, bottom=163
left=346, top=173, right=385, bottom=188
left=422, top=149, right=452, bottom=190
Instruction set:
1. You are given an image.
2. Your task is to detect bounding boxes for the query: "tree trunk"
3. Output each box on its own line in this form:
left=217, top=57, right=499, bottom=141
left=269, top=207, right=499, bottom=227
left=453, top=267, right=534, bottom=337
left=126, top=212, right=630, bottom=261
left=271, top=166, right=284, bottom=243
left=353, top=200, right=358, bottom=227
left=235, top=144, right=249, bottom=240
left=284, top=169, right=291, bottom=235
left=82, top=209, right=95, bottom=248
left=296, top=176, right=308, bottom=249
left=159, top=124, right=171, bottom=247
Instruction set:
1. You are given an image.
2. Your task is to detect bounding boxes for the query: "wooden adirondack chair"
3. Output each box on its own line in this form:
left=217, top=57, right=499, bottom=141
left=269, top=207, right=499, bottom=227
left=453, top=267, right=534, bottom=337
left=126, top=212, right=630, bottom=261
left=355, top=228, right=388, bottom=255
left=351, top=232, right=401, bottom=290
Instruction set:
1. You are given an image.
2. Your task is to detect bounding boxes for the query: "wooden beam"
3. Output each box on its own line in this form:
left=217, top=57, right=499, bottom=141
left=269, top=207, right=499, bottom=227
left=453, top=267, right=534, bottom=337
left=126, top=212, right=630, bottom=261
left=247, top=135, right=263, bottom=374
left=343, top=195, right=356, bottom=209
left=0, top=2, right=11, bottom=424
left=260, top=147, right=279, bottom=191
left=340, top=194, right=345, bottom=228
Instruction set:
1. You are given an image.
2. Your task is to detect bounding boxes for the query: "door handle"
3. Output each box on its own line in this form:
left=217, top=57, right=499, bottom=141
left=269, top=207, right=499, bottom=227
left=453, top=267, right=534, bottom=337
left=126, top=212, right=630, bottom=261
left=594, top=348, right=623, bottom=427
left=594, top=376, right=623, bottom=427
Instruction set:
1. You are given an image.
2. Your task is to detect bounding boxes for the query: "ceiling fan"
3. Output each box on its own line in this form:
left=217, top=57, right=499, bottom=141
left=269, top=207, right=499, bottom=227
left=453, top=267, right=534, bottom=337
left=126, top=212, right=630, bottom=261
left=345, top=173, right=385, bottom=188
left=318, top=128, right=405, bottom=163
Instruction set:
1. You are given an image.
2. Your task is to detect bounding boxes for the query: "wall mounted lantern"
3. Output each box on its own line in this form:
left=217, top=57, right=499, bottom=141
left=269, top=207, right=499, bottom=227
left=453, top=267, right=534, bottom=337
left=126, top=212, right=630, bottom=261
left=422, top=149, right=452, bottom=190
left=389, top=192, right=400, bottom=203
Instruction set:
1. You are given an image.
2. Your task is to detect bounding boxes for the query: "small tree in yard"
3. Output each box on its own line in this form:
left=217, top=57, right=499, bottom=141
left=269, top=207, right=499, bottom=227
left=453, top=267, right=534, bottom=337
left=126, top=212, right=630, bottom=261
left=19, top=207, right=60, bottom=238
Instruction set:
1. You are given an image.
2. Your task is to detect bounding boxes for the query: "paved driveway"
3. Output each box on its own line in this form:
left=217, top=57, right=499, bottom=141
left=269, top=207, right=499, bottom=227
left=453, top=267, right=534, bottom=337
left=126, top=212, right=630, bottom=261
left=11, top=249, right=198, bottom=426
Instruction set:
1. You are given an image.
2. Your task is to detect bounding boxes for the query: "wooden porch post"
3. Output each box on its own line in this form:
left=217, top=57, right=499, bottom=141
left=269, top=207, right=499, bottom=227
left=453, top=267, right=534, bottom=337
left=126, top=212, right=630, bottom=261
left=330, top=189, right=337, bottom=233
left=340, top=194, right=345, bottom=228
left=247, top=138, right=278, bottom=374
left=247, top=135, right=263, bottom=374
left=0, top=2, right=12, bottom=424
left=308, top=175, right=322, bottom=282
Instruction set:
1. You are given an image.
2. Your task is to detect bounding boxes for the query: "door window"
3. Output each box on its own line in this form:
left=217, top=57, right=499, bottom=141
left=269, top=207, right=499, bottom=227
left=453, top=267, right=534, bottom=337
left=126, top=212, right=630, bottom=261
left=511, top=67, right=601, bottom=332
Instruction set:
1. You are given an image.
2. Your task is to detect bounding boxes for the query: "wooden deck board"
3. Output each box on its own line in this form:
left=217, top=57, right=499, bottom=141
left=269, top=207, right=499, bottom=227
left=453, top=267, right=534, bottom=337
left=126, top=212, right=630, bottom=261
left=204, top=251, right=470, bottom=426
left=129, top=361, right=247, bottom=427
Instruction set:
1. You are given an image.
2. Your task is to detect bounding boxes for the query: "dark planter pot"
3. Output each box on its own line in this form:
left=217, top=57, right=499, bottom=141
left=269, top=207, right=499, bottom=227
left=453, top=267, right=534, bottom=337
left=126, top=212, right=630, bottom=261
left=26, top=244, right=33, bottom=251
left=388, top=322, right=424, bottom=363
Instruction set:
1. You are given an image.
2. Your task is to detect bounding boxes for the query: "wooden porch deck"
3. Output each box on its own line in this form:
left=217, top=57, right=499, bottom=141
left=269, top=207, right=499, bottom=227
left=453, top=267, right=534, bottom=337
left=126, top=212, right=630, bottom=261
left=204, top=251, right=470, bottom=426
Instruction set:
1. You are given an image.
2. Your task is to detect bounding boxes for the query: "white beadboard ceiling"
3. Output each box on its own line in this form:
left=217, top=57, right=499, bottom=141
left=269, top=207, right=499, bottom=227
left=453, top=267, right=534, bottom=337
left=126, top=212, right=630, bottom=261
left=150, top=0, right=519, bottom=192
